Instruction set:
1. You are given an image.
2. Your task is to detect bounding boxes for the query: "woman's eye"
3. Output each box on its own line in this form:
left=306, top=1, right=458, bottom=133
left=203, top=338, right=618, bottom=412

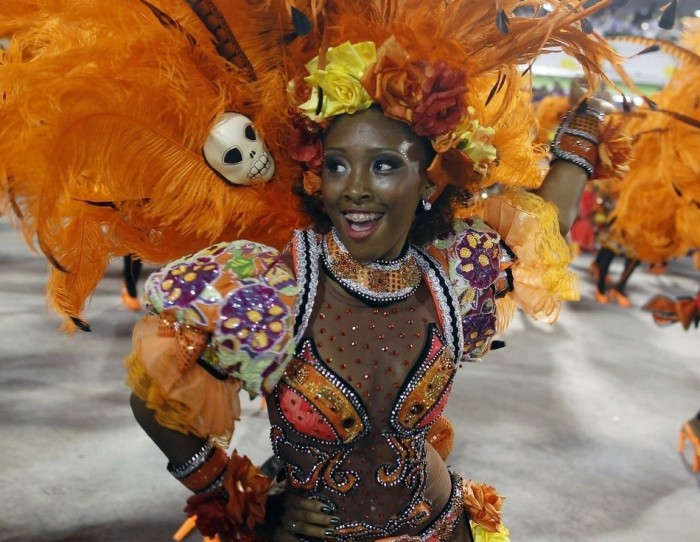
left=324, top=157, right=347, bottom=173
left=374, top=158, right=400, bottom=172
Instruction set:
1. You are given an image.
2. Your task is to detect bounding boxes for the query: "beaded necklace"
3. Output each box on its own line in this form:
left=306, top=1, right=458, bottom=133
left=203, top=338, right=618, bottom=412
left=321, top=229, right=421, bottom=307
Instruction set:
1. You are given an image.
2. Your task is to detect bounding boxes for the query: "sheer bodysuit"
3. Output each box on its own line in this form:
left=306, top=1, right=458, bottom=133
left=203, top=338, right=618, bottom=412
left=268, top=271, right=469, bottom=542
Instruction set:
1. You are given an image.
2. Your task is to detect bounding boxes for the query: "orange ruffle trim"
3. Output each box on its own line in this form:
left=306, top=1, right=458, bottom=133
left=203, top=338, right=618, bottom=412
left=479, top=188, right=580, bottom=326
left=125, top=315, right=242, bottom=445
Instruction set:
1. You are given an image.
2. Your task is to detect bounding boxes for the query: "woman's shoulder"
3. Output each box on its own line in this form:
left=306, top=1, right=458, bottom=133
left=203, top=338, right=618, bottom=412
left=144, top=239, right=298, bottom=324
left=426, top=218, right=507, bottom=292
left=423, top=219, right=508, bottom=361
left=142, top=238, right=301, bottom=394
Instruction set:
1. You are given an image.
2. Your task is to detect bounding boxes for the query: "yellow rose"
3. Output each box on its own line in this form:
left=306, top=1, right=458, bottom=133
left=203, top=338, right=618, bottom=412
left=322, top=41, right=377, bottom=79
left=459, top=122, right=497, bottom=163
left=450, top=108, right=497, bottom=173
left=299, top=41, right=376, bottom=119
left=316, top=68, right=373, bottom=115
left=471, top=521, right=511, bottom=542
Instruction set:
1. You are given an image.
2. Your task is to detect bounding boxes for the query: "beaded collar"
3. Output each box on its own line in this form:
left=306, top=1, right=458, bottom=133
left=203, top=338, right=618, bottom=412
left=320, top=229, right=421, bottom=307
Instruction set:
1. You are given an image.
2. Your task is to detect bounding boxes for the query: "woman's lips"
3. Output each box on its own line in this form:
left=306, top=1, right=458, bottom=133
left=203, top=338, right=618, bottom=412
left=342, top=212, right=384, bottom=240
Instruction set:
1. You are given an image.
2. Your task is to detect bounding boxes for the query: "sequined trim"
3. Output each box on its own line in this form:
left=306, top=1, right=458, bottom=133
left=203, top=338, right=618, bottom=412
left=333, top=433, right=430, bottom=540
left=276, top=339, right=370, bottom=446
left=550, top=106, right=604, bottom=177
left=270, top=425, right=360, bottom=496
left=167, top=440, right=214, bottom=478
left=292, top=230, right=321, bottom=343
left=413, top=248, right=464, bottom=362
left=418, top=471, right=464, bottom=542
left=390, top=325, right=455, bottom=437
left=321, top=230, right=421, bottom=306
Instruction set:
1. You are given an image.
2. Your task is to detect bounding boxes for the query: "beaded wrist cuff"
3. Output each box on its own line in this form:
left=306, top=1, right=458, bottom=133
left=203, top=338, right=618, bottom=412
left=167, top=441, right=229, bottom=493
left=550, top=104, right=605, bottom=178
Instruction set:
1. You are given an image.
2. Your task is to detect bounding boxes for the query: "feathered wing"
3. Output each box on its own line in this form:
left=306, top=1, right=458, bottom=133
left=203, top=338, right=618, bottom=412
left=0, top=0, right=309, bottom=330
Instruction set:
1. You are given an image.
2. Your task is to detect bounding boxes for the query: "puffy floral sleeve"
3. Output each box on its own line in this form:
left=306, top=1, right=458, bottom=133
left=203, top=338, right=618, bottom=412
left=428, top=219, right=513, bottom=361
left=124, top=240, right=299, bottom=445
left=478, top=187, right=580, bottom=325
left=428, top=187, right=579, bottom=361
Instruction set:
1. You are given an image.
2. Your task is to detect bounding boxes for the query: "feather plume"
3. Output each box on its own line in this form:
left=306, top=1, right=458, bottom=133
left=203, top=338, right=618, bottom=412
left=0, top=0, right=308, bottom=326
left=658, top=0, right=678, bottom=30
left=610, top=35, right=700, bottom=71
left=608, top=19, right=700, bottom=263
left=0, top=0, right=633, bottom=327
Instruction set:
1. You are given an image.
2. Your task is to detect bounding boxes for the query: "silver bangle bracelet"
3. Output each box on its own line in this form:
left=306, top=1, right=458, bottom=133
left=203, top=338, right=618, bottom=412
left=166, top=440, right=214, bottom=479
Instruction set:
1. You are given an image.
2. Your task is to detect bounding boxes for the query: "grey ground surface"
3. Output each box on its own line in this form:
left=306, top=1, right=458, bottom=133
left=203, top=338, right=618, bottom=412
left=1, top=217, right=699, bottom=541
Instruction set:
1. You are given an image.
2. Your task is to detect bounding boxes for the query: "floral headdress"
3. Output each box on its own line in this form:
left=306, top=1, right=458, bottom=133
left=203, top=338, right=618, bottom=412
left=285, top=0, right=627, bottom=202
left=289, top=38, right=497, bottom=202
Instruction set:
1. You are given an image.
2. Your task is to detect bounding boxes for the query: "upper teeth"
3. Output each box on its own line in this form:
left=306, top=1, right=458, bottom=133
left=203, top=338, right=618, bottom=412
left=344, top=212, right=382, bottom=223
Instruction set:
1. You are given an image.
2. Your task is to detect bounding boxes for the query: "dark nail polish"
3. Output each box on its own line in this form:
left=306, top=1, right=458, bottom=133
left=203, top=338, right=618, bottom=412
left=330, top=517, right=341, bottom=527
left=324, top=529, right=336, bottom=537
left=320, top=505, right=332, bottom=514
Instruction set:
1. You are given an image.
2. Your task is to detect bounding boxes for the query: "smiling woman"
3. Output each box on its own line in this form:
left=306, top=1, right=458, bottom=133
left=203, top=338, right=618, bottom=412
left=321, top=108, right=434, bottom=263
left=0, top=1, right=634, bottom=542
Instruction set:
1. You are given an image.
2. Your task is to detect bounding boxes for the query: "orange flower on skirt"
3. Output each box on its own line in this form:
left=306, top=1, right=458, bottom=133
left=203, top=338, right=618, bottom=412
left=463, top=480, right=504, bottom=533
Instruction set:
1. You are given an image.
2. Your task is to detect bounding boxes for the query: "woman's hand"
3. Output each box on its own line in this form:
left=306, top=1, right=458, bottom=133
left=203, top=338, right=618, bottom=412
left=569, top=76, right=616, bottom=114
left=267, top=490, right=341, bottom=541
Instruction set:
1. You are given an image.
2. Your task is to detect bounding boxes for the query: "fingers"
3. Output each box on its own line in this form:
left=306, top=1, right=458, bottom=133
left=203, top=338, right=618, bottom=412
left=280, top=494, right=341, bottom=540
left=569, top=76, right=588, bottom=104
left=568, top=75, right=616, bottom=114
left=283, top=516, right=338, bottom=540
left=587, top=96, right=616, bottom=115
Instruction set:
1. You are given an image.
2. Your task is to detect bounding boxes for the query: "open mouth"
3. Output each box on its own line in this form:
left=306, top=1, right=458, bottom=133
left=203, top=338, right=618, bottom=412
left=343, top=212, right=384, bottom=238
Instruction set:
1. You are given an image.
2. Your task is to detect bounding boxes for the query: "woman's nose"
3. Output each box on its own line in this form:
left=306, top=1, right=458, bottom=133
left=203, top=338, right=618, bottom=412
left=343, top=169, right=371, bottom=201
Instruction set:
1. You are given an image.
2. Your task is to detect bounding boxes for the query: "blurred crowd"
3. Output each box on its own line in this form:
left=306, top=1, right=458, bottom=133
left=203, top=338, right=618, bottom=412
left=515, top=1, right=689, bottom=41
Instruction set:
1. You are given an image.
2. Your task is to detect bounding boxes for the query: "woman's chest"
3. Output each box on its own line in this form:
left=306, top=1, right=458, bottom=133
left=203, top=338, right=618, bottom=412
left=272, top=282, right=456, bottom=444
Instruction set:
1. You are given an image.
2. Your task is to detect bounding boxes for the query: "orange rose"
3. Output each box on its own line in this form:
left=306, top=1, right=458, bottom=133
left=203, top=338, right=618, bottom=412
left=362, top=37, right=432, bottom=125
left=223, top=451, right=273, bottom=530
left=463, top=480, right=504, bottom=533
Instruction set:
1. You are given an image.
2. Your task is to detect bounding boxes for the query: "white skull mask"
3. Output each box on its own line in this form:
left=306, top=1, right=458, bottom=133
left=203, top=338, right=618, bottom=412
left=202, top=112, right=276, bottom=185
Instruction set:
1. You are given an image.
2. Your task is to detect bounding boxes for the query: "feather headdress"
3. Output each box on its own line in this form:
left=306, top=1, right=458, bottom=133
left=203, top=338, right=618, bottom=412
left=0, top=0, right=626, bottom=329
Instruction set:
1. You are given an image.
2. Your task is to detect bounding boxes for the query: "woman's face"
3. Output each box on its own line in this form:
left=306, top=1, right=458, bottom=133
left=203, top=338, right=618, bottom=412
left=321, top=108, right=433, bottom=262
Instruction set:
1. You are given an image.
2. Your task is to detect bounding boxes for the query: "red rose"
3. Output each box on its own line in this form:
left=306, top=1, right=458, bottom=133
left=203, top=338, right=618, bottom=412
left=184, top=492, right=237, bottom=539
left=288, top=114, right=324, bottom=173
left=412, top=63, right=467, bottom=138
left=222, top=451, right=272, bottom=530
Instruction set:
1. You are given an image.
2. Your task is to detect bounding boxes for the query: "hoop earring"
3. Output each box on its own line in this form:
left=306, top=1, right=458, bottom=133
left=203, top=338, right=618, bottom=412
left=421, top=199, right=432, bottom=211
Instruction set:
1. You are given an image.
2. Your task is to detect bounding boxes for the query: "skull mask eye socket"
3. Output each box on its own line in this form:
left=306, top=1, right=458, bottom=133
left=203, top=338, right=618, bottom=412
left=202, top=112, right=276, bottom=186
left=244, top=124, right=256, bottom=141
left=224, top=147, right=243, bottom=164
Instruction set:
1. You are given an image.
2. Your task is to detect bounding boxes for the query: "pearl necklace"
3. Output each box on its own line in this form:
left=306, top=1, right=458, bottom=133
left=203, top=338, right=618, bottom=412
left=321, top=229, right=421, bottom=307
